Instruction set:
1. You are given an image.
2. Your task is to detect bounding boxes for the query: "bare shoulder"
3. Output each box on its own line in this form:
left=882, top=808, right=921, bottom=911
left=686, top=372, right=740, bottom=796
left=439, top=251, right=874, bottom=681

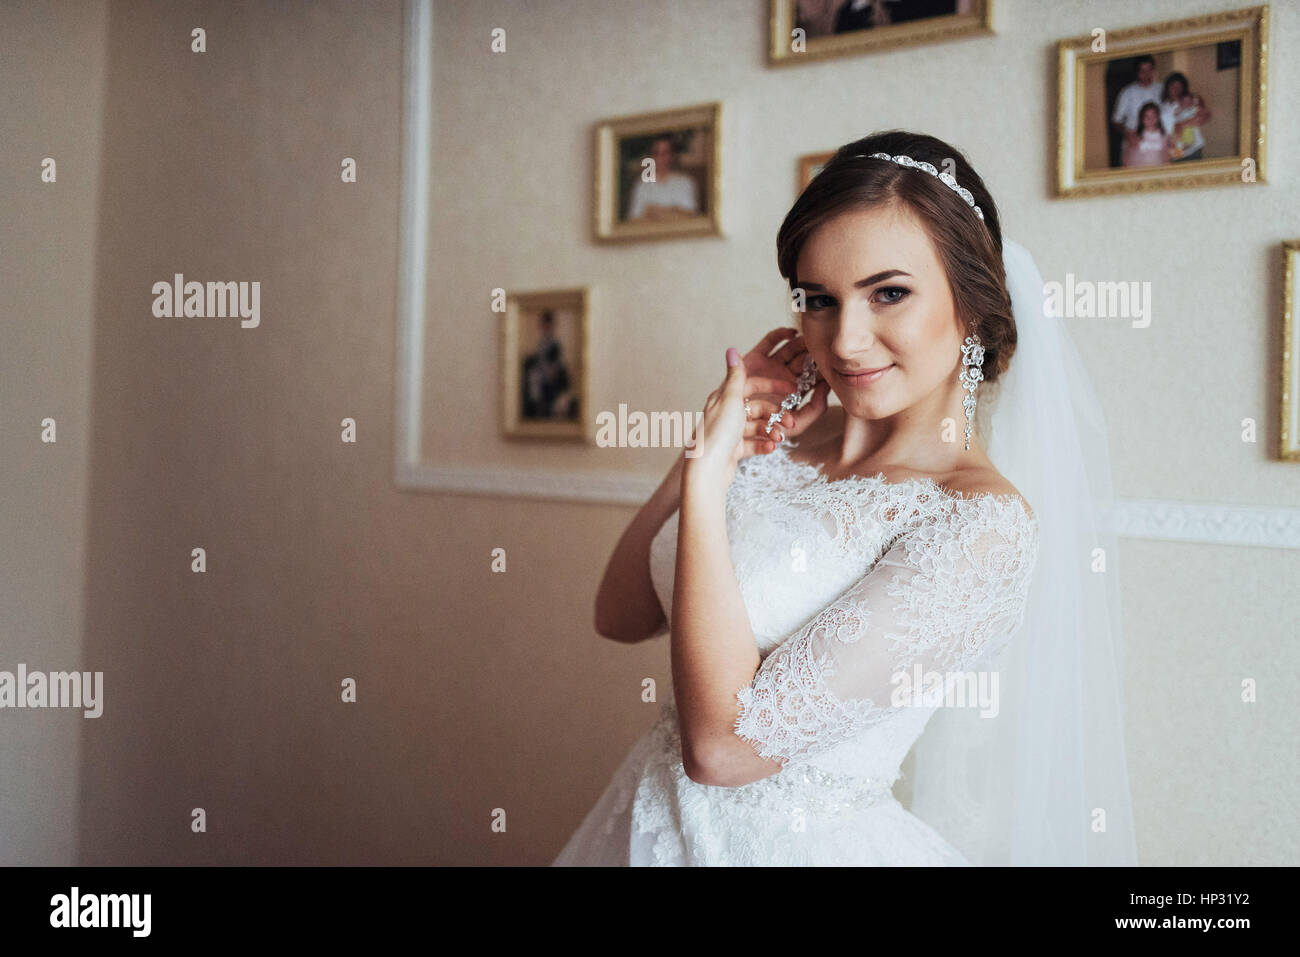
left=942, top=465, right=1035, bottom=520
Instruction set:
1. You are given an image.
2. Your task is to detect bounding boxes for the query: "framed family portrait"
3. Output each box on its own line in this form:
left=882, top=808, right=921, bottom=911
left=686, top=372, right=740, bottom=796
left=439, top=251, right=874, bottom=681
left=500, top=287, right=589, bottom=441
left=798, top=150, right=836, bottom=192
left=1056, top=5, right=1268, bottom=198
left=1282, top=241, right=1300, bottom=462
left=768, top=0, right=992, bottom=65
left=593, top=102, right=721, bottom=243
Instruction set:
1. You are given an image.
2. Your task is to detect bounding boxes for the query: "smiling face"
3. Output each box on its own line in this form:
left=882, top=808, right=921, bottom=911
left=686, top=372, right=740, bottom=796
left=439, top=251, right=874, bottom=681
left=795, top=202, right=965, bottom=423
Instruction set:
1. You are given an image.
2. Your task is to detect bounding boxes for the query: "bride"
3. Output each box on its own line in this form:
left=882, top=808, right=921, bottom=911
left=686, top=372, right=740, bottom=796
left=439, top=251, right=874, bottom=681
left=553, top=130, right=1138, bottom=866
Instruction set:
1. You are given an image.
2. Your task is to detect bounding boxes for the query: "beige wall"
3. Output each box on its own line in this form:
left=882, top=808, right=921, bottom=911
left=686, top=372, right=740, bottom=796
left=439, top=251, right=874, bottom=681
left=0, top=0, right=108, bottom=866
left=2, top=0, right=1296, bottom=866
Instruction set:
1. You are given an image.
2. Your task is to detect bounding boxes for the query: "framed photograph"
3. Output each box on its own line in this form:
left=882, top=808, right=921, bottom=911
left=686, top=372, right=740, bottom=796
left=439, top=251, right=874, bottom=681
left=500, top=287, right=589, bottom=441
left=798, top=150, right=836, bottom=193
left=1282, top=241, right=1300, bottom=462
left=769, top=0, right=992, bottom=65
left=593, top=102, right=721, bottom=243
left=1056, top=5, right=1268, bottom=198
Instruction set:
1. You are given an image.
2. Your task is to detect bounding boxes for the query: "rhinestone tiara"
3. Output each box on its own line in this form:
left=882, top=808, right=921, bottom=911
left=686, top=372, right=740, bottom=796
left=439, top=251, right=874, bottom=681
left=851, top=152, right=984, bottom=221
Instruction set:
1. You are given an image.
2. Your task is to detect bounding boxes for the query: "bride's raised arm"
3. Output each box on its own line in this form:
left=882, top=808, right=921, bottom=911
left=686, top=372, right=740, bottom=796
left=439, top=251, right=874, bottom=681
left=706, top=496, right=1038, bottom=788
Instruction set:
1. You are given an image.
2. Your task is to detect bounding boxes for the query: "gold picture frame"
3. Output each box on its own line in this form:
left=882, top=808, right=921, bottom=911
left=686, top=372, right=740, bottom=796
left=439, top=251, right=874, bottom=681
left=1282, top=241, right=1300, bottom=462
left=797, top=150, right=836, bottom=193
left=500, top=287, right=590, bottom=441
left=768, top=0, right=992, bottom=65
left=593, top=102, right=722, bottom=243
left=1056, top=5, right=1268, bottom=198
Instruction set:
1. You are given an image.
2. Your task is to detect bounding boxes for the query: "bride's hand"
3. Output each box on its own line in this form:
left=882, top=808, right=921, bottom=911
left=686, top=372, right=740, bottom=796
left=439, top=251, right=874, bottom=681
left=682, top=347, right=754, bottom=491
left=746, top=327, right=831, bottom=441
left=683, top=329, right=830, bottom=490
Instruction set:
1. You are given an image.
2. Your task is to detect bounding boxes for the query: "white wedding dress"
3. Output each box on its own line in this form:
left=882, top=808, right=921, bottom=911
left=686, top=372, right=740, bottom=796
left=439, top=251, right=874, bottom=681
left=553, top=437, right=1039, bottom=866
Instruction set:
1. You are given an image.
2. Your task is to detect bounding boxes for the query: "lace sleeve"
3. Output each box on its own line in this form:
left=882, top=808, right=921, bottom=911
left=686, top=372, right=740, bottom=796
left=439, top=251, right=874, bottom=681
left=732, top=498, right=1038, bottom=767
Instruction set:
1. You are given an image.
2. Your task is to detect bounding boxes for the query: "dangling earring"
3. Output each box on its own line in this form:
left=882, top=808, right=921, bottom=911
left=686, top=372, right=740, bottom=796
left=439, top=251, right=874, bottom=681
left=959, top=332, right=984, bottom=451
left=765, top=357, right=819, bottom=436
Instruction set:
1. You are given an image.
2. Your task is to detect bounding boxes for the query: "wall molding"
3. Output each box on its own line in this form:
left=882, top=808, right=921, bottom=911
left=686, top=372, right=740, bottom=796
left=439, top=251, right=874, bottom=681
left=394, top=0, right=432, bottom=487
left=397, top=460, right=659, bottom=507
left=1106, top=498, right=1300, bottom=550
left=396, top=460, right=1300, bottom=549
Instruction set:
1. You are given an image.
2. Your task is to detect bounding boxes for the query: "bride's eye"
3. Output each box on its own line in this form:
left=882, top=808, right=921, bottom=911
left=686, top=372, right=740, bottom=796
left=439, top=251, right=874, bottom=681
left=805, top=294, right=836, bottom=312
left=874, top=286, right=911, bottom=305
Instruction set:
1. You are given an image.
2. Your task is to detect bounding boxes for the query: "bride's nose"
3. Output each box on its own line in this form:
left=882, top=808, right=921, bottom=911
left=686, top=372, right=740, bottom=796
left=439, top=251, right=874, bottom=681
left=831, top=310, right=877, bottom=357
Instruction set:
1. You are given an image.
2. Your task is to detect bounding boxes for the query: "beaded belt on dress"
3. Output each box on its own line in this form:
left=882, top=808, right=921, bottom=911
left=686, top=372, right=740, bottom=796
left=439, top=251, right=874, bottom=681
left=726, top=763, right=898, bottom=818
left=656, top=695, right=896, bottom=817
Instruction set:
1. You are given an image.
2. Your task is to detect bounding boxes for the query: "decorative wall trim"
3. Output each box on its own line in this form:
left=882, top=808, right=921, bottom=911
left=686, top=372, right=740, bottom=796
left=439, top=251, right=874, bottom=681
left=397, top=460, right=1300, bottom=549
left=394, top=0, right=432, bottom=486
left=1107, top=499, right=1300, bottom=550
left=396, top=460, right=659, bottom=508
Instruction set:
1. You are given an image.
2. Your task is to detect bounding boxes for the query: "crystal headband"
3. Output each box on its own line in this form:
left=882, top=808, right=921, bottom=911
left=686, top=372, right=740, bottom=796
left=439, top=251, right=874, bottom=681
left=853, top=152, right=984, bottom=221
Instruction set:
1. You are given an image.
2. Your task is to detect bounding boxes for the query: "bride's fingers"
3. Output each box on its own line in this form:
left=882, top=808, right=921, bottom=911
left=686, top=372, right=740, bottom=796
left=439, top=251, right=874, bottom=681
left=781, top=386, right=827, bottom=437
left=744, top=414, right=790, bottom=438
left=748, top=327, right=799, bottom=359
left=770, top=335, right=808, bottom=367
left=741, top=394, right=792, bottom=423
left=743, top=431, right=783, bottom=457
left=744, top=401, right=793, bottom=438
left=784, top=379, right=830, bottom=433
left=744, top=373, right=799, bottom=396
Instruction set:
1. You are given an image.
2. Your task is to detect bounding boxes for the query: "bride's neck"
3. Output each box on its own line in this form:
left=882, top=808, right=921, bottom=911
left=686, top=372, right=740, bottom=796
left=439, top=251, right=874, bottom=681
left=813, top=403, right=990, bottom=475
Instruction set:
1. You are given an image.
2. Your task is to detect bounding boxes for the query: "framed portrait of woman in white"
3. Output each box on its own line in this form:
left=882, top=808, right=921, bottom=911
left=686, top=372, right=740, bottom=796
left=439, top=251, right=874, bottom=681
left=768, top=0, right=991, bottom=64
left=1056, top=5, right=1268, bottom=198
left=593, top=102, right=721, bottom=243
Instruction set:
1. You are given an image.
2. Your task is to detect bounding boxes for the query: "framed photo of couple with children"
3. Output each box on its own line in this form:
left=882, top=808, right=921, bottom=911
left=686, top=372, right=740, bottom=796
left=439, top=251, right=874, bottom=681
left=1056, top=5, right=1268, bottom=197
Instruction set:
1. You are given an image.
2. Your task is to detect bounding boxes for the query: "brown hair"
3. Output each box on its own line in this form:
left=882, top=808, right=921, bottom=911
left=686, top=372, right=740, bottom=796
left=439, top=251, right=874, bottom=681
left=777, top=131, right=1016, bottom=382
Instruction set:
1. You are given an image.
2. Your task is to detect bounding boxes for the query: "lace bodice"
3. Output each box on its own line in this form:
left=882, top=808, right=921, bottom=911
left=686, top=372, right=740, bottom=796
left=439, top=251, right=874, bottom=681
left=556, top=438, right=1040, bottom=866
left=651, top=436, right=1037, bottom=766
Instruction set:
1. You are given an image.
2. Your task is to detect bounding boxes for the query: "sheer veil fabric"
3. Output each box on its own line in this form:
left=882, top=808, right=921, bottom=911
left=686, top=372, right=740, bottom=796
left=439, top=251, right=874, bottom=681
left=905, top=238, right=1139, bottom=865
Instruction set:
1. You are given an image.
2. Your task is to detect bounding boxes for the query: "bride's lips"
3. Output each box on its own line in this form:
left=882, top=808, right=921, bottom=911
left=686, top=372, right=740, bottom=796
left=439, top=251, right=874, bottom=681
left=837, top=363, right=894, bottom=385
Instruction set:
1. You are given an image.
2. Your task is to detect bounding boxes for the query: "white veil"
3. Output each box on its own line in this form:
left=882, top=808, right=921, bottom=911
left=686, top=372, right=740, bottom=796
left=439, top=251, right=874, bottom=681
left=906, top=238, right=1139, bottom=865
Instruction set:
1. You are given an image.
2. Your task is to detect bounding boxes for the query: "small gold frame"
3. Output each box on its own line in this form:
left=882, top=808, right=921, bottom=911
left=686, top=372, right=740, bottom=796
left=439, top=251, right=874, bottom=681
left=1056, top=5, right=1269, bottom=198
left=500, top=287, right=590, bottom=441
left=797, top=150, right=836, bottom=193
left=593, top=102, right=722, bottom=243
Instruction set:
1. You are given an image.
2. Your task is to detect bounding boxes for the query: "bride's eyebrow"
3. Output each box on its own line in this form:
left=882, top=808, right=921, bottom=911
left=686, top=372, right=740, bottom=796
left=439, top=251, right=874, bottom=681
left=801, top=269, right=912, bottom=291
